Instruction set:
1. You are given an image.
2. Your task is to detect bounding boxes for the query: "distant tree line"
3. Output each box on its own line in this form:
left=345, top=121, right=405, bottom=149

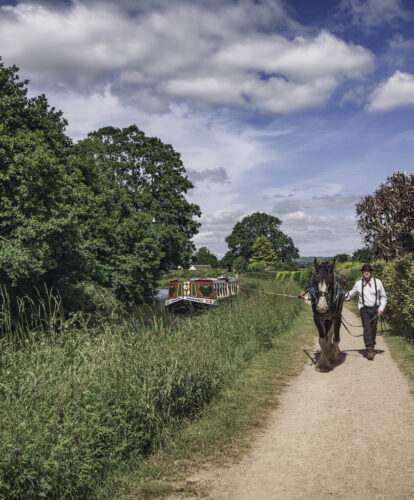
left=193, top=212, right=299, bottom=272
left=0, top=58, right=200, bottom=302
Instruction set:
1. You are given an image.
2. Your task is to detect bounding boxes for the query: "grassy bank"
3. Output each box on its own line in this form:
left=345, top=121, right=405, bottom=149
left=0, top=274, right=306, bottom=499
left=100, top=279, right=315, bottom=498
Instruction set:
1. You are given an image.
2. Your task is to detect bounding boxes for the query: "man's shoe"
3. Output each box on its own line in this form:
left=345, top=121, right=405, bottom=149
left=367, top=347, right=375, bottom=360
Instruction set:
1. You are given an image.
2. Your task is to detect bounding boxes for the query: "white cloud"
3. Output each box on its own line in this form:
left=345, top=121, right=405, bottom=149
left=367, top=71, right=414, bottom=111
left=0, top=1, right=375, bottom=115
left=275, top=211, right=361, bottom=256
left=192, top=209, right=245, bottom=257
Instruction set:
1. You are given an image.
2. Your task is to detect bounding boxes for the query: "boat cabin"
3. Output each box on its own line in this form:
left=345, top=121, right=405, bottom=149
left=165, top=276, right=241, bottom=311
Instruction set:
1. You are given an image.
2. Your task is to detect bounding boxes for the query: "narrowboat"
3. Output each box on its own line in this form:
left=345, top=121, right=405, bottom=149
left=165, top=275, right=242, bottom=312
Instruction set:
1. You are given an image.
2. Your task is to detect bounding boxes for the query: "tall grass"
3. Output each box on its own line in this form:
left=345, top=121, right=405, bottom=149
left=0, top=285, right=68, bottom=347
left=0, top=276, right=304, bottom=499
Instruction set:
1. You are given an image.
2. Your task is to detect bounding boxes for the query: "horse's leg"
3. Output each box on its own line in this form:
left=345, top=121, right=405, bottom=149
left=314, top=320, right=331, bottom=371
left=331, top=309, right=343, bottom=363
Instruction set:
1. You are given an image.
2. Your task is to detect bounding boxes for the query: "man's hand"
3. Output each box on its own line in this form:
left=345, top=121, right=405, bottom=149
left=378, top=310, right=383, bottom=317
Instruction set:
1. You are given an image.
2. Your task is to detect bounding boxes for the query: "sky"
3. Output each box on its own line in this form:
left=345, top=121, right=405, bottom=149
left=1, top=0, right=414, bottom=257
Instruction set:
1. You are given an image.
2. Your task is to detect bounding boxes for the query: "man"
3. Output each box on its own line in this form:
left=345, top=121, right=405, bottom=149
left=345, top=264, right=387, bottom=360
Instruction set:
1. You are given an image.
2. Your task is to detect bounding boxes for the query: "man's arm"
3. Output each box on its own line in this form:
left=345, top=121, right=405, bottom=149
left=378, top=280, right=387, bottom=315
left=345, top=282, right=359, bottom=301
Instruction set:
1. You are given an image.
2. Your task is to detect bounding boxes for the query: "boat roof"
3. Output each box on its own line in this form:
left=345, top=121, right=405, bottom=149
left=169, top=276, right=239, bottom=284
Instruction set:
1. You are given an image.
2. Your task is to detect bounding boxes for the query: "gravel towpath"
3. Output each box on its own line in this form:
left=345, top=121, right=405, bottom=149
left=175, top=306, right=414, bottom=500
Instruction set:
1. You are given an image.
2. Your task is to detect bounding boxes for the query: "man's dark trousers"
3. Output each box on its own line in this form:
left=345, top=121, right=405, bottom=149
left=360, top=306, right=379, bottom=348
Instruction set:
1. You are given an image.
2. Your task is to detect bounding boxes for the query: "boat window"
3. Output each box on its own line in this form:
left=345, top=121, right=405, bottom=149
left=191, top=282, right=197, bottom=296
left=168, top=284, right=176, bottom=298
left=198, top=284, right=213, bottom=298
left=177, top=283, right=183, bottom=296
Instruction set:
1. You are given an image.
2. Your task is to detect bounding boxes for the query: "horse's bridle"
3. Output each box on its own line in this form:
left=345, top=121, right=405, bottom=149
left=309, top=277, right=334, bottom=307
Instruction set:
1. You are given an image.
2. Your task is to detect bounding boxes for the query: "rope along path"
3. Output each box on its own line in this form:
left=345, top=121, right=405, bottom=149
left=243, top=287, right=302, bottom=299
left=244, top=286, right=385, bottom=337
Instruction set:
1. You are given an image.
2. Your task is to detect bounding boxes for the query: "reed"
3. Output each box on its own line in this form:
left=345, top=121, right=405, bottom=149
left=0, top=285, right=68, bottom=347
left=0, top=276, right=304, bottom=499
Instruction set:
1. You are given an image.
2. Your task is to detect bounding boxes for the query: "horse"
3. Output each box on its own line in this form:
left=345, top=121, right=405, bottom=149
left=309, top=259, right=346, bottom=372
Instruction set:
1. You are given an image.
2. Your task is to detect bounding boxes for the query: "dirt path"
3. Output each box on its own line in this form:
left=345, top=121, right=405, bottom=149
left=174, top=307, right=414, bottom=499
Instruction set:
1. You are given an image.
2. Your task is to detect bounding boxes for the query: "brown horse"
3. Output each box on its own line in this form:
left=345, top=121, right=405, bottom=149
left=310, top=259, right=346, bottom=372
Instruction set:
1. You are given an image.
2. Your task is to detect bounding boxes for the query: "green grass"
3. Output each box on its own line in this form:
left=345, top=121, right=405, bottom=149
left=98, top=287, right=315, bottom=499
left=384, top=335, right=414, bottom=394
left=0, top=275, right=307, bottom=499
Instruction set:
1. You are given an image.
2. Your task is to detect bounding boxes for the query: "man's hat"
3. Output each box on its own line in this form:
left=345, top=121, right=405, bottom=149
left=361, top=263, right=373, bottom=272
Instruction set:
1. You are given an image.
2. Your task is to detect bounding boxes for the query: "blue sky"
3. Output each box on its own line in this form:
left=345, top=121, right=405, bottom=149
left=1, top=0, right=413, bottom=257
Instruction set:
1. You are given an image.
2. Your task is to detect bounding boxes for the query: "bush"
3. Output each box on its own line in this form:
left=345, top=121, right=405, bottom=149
left=248, top=261, right=267, bottom=272
left=381, top=253, right=414, bottom=340
left=275, top=269, right=312, bottom=286
left=233, top=256, right=248, bottom=273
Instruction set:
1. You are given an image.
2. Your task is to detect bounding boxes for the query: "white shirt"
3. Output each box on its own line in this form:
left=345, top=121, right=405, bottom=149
left=345, top=278, right=387, bottom=312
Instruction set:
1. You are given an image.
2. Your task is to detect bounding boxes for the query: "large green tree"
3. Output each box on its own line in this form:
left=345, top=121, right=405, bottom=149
left=72, top=126, right=201, bottom=297
left=225, top=212, right=299, bottom=263
left=356, top=172, right=414, bottom=260
left=0, top=59, right=85, bottom=294
left=192, top=246, right=219, bottom=267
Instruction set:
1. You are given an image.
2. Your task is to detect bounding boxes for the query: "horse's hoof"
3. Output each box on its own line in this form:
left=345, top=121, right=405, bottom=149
left=315, top=362, right=331, bottom=372
left=331, top=349, right=341, bottom=363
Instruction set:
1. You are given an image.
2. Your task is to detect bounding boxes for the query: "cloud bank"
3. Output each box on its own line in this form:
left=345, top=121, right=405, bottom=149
left=0, top=1, right=375, bottom=114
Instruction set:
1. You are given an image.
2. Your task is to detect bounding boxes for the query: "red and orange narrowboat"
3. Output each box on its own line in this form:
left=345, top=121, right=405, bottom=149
left=165, top=276, right=242, bottom=312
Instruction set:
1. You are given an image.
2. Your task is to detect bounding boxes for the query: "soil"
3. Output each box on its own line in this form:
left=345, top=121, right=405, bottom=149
left=170, top=306, right=414, bottom=499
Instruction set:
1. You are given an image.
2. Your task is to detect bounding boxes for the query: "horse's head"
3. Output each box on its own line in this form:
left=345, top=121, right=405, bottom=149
left=311, top=259, right=337, bottom=314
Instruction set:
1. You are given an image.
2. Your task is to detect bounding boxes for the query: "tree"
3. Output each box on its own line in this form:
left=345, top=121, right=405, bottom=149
left=352, top=247, right=372, bottom=263
left=219, top=250, right=235, bottom=271
left=192, top=247, right=219, bottom=267
left=332, top=253, right=351, bottom=263
left=75, top=126, right=201, bottom=272
left=249, top=236, right=278, bottom=266
left=225, top=212, right=299, bottom=263
left=232, top=256, right=248, bottom=273
left=356, top=172, right=414, bottom=260
left=0, top=58, right=86, bottom=295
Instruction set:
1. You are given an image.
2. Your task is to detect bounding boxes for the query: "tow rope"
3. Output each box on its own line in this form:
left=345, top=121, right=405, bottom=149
left=243, top=287, right=305, bottom=299
left=244, top=286, right=386, bottom=337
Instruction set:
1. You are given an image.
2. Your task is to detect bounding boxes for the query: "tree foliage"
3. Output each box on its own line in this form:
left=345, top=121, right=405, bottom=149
left=232, top=256, right=248, bottom=273
left=0, top=60, right=201, bottom=301
left=192, top=246, right=219, bottom=267
left=356, top=172, right=414, bottom=260
left=352, top=247, right=372, bottom=263
left=0, top=58, right=84, bottom=294
left=332, top=253, right=351, bottom=263
left=249, top=236, right=278, bottom=266
left=225, top=212, right=299, bottom=263
left=219, top=250, right=235, bottom=271
left=72, top=126, right=200, bottom=298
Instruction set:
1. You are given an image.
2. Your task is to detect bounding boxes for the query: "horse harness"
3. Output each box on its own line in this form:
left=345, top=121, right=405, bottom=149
left=308, top=271, right=346, bottom=312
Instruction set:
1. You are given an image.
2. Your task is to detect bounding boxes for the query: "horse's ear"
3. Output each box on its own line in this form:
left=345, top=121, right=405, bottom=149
left=314, top=257, right=319, bottom=270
